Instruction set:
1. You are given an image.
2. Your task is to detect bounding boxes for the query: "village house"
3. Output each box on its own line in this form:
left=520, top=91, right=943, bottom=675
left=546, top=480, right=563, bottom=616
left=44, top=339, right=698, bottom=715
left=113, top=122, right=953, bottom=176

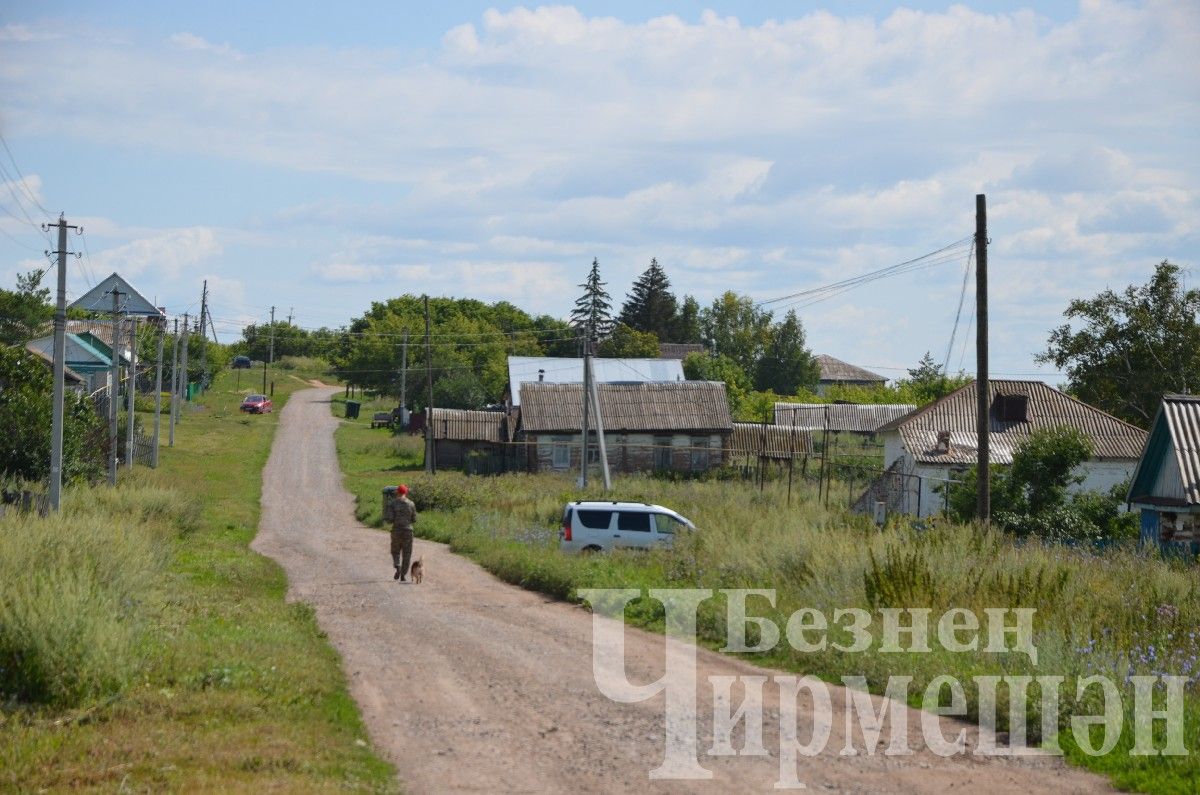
left=813, top=354, right=887, bottom=395
left=426, top=407, right=512, bottom=474
left=504, top=355, right=684, bottom=409
left=867, top=379, right=1148, bottom=518
left=25, top=332, right=117, bottom=395
left=517, top=381, right=731, bottom=475
left=23, top=344, right=87, bottom=394
left=774, top=401, right=916, bottom=444
left=1126, top=395, right=1200, bottom=554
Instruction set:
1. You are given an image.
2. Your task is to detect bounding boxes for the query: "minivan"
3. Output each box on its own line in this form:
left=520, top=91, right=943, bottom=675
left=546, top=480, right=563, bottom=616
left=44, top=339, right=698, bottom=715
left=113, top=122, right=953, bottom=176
left=559, top=501, right=695, bottom=553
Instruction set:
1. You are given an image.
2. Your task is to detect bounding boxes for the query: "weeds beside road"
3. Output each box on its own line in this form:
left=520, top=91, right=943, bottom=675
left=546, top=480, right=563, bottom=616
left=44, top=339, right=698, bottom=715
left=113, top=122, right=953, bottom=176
left=2, top=370, right=395, bottom=792
left=335, top=411, right=1199, bottom=795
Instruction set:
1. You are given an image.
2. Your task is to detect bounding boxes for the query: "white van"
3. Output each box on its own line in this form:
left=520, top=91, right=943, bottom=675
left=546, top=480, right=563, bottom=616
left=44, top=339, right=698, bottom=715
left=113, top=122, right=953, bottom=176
left=559, top=501, right=695, bottom=553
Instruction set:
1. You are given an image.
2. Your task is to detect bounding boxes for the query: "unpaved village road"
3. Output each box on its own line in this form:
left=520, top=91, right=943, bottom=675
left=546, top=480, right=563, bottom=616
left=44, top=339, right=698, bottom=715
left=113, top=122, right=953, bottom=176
left=252, top=388, right=1110, bottom=794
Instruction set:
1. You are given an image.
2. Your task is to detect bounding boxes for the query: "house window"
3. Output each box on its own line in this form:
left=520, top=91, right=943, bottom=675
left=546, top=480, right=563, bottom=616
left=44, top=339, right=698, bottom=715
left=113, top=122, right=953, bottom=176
left=551, top=436, right=571, bottom=470
left=690, top=437, right=711, bottom=471
left=654, top=436, right=673, bottom=470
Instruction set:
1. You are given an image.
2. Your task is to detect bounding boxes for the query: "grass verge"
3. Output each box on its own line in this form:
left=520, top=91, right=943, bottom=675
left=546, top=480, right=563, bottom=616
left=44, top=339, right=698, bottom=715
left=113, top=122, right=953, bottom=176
left=1, top=366, right=396, bottom=793
left=334, top=412, right=1199, bottom=795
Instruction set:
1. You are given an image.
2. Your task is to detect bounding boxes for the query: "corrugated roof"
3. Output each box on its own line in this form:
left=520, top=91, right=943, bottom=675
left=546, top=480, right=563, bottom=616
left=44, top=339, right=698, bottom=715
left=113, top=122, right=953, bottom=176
left=23, top=344, right=86, bottom=385
left=427, top=408, right=506, bottom=443
left=507, top=356, right=684, bottom=406
left=775, top=402, right=917, bottom=433
left=658, top=343, right=706, bottom=360
left=27, top=333, right=113, bottom=368
left=878, top=380, right=1147, bottom=465
left=730, top=423, right=813, bottom=457
left=520, top=381, right=731, bottom=433
left=1162, top=396, right=1200, bottom=505
left=68, top=273, right=163, bottom=318
left=816, top=354, right=886, bottom=383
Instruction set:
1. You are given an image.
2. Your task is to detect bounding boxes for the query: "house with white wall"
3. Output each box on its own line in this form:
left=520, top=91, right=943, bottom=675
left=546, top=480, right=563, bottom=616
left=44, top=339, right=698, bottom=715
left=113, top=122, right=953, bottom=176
left=1126, top=395, right=1200, bottom=554
left=867, top=380, right=1147, bottom=518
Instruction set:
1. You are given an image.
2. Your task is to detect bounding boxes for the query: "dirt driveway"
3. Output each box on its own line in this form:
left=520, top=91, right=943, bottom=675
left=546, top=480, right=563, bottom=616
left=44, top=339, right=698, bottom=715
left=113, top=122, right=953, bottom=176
left=252, top=387, right=1110, bottom=794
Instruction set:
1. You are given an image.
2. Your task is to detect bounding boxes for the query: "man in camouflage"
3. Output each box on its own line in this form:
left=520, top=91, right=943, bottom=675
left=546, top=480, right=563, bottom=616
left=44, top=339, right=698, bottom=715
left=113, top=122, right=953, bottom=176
left=391, top=484, right=417, bottom=581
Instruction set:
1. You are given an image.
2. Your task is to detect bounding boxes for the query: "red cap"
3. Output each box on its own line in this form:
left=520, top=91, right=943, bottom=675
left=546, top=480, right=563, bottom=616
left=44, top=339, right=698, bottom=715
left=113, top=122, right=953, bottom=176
left=397, top=484, right=409, bottom=496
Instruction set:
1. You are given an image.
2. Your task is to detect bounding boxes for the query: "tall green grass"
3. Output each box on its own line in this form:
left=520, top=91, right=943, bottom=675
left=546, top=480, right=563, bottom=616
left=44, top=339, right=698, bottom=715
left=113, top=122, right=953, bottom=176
left=0, top=483, right=194, bottom=706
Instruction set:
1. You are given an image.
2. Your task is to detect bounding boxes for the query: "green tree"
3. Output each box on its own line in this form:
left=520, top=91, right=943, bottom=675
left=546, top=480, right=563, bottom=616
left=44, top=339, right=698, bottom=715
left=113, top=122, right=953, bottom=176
left=596, top=323, right=661, bottom=358
left=617, top=258, right=677, bottom=341
left=0, top=345, right=105, bottom=483
left=232, top=321, right=313, bottom=362
left=899, top=351, right=969, bottom=404
left=570, top=258, right=614, bottom=346
left=0, top=269, right=53, bottom=346
left=1038, top=260, right=1200, bottom=427
left=432, top=370, right=487, bottom=410
left=683, top=352, right=750, bottom=413
left=670, top=295, right=702, bottom=344
left=754, top=310, right=819, bottom=394
left=700, top=292, right=772, bottom=371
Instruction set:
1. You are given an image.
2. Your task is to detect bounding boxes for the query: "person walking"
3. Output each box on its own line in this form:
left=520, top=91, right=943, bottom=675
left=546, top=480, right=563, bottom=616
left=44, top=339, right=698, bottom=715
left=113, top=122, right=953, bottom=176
left=390, top=484, right=417, bottom=581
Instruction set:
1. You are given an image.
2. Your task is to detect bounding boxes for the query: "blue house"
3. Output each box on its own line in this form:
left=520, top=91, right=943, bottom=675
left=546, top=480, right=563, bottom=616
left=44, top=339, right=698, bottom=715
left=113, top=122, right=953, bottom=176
left=1127, top=395, right=1200, bottom=554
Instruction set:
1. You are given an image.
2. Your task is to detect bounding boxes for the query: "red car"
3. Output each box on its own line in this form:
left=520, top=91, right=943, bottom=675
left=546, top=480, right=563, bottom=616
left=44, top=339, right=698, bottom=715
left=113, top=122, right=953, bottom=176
left=240, top=394, right=273, bottom=414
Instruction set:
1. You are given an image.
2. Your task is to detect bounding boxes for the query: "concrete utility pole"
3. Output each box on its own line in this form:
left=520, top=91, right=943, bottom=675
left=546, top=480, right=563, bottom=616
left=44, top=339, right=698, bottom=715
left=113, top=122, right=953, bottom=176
left=268, top=305, right=276, bottom=366
left=44, top=214, right=79, bottom=511
left=152, top=326, right=165, bottom=467
left=424, top=296, right=435, bottom=474
left=126, top=316, right=139, bottom=468
left=108, top=289, right=126, bottom=485
left=198, top=280, right=208, bottom=390
left=975, top=193, right=990, bottom=526
left=169, top=318, right=180, bottom=446
left=179, top=313, right=190, bottom=410
left=586, top=352, right=611, bottom=490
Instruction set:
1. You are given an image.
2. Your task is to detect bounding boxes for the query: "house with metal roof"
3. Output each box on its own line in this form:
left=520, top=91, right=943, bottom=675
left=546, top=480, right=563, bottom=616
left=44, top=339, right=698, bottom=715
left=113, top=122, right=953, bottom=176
left=1126, top=395, right=1200, bottom=553
left=505, top=355, right=684, bottom=408
left=68, top=273, right=165, bottom=321
left=24, top=344, right=87, bottom=393
left=868, top=380, right=1147, bottom=518
left=814, top=354, right=887, bottom=395
left=26, top=332, right=115, bottom=395
left=517, top=381, right=731, bottom=475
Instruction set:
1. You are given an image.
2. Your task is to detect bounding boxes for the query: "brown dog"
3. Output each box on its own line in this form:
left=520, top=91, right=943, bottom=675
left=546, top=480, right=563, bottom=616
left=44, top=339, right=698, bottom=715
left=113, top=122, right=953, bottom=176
left=410, top=557, right=424, bottom=584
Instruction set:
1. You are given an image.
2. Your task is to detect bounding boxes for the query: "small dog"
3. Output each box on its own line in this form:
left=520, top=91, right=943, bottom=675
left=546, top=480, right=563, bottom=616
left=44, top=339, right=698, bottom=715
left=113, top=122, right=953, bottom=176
left=410, top=557, right=424, bottom=584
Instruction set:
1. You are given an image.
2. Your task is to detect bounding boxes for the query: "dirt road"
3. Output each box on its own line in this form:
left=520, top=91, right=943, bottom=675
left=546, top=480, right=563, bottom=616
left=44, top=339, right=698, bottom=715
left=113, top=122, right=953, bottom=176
left=252, top=387, right=1109, bottom=794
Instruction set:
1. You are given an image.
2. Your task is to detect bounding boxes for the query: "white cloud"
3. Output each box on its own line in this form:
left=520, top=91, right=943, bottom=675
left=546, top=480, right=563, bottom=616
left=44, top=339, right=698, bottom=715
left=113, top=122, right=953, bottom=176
left=87, top=227, right=223, bottom=279
left=168, top=32, right=243, bottom=60
left=311, top=262, right=385, bottom=283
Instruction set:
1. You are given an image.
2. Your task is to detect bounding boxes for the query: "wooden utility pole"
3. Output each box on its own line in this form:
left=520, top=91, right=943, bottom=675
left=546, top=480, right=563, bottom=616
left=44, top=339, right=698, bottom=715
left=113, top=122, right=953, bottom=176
left=975, top=193, right=990, bottom=525
left=169, top=318, right=180, bottom=446
left=424, top=296, right=435, bottom=474
left=580, top=330, right=591, bottom=487
left=45, top=214, right=79, bottom=510
left=126, top=316, right=139, bottom=468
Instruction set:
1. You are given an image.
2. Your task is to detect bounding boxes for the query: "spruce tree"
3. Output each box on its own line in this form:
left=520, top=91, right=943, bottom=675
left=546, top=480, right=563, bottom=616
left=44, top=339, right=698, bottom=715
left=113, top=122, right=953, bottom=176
left=570, top=258, right=614, bottom=346
left=617, top=258, right=677, bottom=341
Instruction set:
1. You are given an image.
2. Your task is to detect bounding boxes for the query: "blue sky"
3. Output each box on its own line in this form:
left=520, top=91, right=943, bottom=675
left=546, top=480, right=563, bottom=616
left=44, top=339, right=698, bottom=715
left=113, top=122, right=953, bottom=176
left=1, top=1, right=1196, bottom=381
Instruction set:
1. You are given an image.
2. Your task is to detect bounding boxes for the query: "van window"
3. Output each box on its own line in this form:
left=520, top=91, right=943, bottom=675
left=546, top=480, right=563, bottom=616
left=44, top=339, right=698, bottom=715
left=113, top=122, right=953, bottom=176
left=617, top=511, right=651, bottom=532
left=577, top=510, right=613, bottom=529
left=654, top=514, right=686, bottom=534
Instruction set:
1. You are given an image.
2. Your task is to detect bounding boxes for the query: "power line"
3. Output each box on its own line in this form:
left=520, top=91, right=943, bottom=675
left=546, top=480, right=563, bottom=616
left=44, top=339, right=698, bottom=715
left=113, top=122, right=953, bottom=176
left=0, top=131, right=50, bottom=216
left=942, top=243, right=973, bottom=374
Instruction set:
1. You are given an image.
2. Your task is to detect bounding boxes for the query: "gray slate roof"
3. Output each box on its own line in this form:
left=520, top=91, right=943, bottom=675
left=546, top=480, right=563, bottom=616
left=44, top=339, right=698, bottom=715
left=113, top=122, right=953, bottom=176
left=878, top=379, right=1147, bottom=465
left=520, top=381, right=731, bottom=433
left=68, top=273, right=163, bottom=318
left=427, top=408, right=507, bottom=443
left=730, top=422, right=813, bottom=457
left=507, top=356, right=684, bottom=406
left=775, top=402, right=917, bottom=433
left=816, top=354, right=886, bottom=384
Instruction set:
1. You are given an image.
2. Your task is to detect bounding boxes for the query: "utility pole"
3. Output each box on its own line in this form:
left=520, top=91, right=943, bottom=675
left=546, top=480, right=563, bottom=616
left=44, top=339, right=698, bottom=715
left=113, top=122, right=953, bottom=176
left=198, top=280, right=208, bottom=391
left=179, top=313, right=190, bottom=410
left=169, top=318, right=180, bottom=446
left=975, top=193, right=990, bottom=526
left=44, top=214, right=79, bottom=511
left=287, top=306, right=294, bottom=325
left=400, top=328, right=408, bottom=410
left=126, top=315, right=139, bottom=468
left=267, top=305, right=275, bottom=396
left=152, top=325, right=165, bottom=467
left=108, top=289, right=126, bottom=486
left=586, top=352, right=611, bottom=490
left=580, top=327, right=591, bottom=488
left=424, top=296, right=435, bottom=474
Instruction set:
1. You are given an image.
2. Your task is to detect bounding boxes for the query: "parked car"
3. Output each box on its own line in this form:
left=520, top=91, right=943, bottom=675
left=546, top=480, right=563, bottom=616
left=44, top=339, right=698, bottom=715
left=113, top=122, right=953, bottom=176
left=559, top=501, right=694, bottom=553
left=232, top=355, right=252, bottom=369
left=240, top=394, right=272, bottom=413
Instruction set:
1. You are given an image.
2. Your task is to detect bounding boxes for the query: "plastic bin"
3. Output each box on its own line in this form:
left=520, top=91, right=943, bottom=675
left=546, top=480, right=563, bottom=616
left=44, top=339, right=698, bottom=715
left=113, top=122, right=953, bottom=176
left=345, top=400, right=361, bottom=419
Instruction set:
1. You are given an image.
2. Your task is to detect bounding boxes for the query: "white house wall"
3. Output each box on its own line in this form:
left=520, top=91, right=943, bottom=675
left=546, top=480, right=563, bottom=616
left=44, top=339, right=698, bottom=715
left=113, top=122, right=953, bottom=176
left=1076, top=460, right=1138, bottom=497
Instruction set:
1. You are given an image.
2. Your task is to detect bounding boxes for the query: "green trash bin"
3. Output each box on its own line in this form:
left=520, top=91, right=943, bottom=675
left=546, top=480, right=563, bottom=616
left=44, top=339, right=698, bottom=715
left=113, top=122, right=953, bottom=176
left=345, top=400, right=361, bottom=419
